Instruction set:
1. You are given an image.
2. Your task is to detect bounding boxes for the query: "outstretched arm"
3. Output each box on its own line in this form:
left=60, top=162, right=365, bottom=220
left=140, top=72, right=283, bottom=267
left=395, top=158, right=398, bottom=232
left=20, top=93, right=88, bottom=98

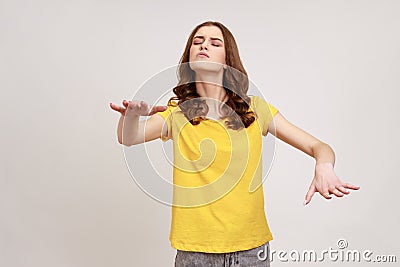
left=110, top=100, right=167, bottom=146
left=268, top=112, right=360, bottom=205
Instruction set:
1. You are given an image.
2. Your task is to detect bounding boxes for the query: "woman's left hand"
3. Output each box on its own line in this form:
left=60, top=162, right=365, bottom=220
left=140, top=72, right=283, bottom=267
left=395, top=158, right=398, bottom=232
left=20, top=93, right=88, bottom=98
left=304, top=162, right=360, bottom=205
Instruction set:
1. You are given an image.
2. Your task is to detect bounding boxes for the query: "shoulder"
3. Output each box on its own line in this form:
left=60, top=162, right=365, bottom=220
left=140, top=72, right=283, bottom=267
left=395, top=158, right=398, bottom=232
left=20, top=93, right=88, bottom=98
left=249, top=95, right=278, bottom=116
left=249, top=95, right=266, bottom=109
left=155, top=99, right=181, bottom=120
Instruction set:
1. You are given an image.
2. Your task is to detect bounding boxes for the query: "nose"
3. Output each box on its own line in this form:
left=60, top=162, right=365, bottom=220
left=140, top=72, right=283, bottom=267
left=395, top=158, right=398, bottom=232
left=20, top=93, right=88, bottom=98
left=200, top=39, right=209, bottom=50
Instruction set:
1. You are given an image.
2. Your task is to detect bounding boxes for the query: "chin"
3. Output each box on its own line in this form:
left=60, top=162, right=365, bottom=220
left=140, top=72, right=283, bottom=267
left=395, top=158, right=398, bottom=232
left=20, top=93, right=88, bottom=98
left=189, top=61, right=224, bottom=74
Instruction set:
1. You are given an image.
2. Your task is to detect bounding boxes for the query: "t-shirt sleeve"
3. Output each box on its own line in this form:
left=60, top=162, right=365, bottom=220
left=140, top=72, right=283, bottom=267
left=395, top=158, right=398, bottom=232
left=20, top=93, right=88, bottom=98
left=155, top=101, right=177, bottom=142
left=251, top=95, right=279, bottom=136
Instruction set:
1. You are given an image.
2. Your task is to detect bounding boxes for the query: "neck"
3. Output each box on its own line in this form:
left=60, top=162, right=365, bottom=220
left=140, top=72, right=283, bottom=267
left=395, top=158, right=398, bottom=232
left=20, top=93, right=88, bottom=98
left=194, top=71, right=226, bottom=101
left=194, top=72, right=228, bottom=120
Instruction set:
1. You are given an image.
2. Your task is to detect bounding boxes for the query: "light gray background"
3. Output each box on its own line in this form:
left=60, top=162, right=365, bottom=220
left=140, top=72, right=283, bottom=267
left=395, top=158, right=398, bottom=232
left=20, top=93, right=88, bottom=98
left=1, top=0, right=399, bottom=266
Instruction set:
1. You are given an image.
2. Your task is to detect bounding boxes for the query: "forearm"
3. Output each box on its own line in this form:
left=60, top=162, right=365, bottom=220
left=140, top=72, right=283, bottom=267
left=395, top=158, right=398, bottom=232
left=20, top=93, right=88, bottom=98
left=311, top=142, right=336, bottom=166
left=117, top=115, right=124, bottom=144
left=117, top=114, right=140, bottom=146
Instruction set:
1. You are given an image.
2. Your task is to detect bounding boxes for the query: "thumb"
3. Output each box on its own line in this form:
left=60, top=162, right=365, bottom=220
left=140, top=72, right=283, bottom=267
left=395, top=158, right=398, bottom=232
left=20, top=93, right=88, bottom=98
left=304, top=184, right=316, bottom=206
left=149, top=105, right=168, bottom=115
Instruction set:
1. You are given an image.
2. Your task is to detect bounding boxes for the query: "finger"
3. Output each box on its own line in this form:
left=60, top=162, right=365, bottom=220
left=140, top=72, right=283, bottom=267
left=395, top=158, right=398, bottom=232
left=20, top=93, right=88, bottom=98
left=329, top=188, right=344, bottom=197
left=337, top=186, right=350, bottom=194
left=343, top=183, right=360, bottom=190
left=321, top=189, right=332, bottom=200
left=127, top=100, right=138, bottom=110
left=149, top=105, right=168, bottom=115
left=110, top=103, right=125, bottom=113
left=110, top=102, right=118, bottom=110
left=122, top=100, right=129, bottom=107
left=140, top=101, right=150, bottom=114
left=304, top=185, right=316, bottom=205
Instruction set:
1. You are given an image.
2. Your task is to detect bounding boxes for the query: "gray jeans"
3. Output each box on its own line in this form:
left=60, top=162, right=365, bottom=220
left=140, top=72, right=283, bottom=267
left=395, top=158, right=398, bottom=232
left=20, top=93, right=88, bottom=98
left=174, top=242, right=270, bottom=267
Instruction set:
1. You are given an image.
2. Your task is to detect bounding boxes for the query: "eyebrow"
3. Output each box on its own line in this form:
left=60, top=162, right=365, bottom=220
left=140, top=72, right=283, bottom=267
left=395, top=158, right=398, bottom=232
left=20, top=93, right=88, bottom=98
left=193, top=35, right=224, bottom=43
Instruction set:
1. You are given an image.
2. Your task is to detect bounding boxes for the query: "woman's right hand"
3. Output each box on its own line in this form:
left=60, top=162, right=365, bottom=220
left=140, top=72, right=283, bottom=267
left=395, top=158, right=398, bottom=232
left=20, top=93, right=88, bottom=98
left=109, top=100, right=167, bottom=117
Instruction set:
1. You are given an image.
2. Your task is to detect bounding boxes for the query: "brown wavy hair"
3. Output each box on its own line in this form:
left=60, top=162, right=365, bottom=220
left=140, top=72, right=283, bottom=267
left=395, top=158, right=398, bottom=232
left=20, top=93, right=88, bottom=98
left=169, top=21, right=256, bottom=130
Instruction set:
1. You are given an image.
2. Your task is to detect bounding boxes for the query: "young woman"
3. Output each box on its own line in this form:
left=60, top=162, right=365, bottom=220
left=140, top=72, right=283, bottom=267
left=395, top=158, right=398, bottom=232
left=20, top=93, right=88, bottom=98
left=110, top=21, right=360, bottom=267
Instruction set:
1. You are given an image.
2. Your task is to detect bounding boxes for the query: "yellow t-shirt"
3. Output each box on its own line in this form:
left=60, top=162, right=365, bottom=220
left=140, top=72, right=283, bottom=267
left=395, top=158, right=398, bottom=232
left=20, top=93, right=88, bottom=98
left=155, top=95, right=279, bottom=253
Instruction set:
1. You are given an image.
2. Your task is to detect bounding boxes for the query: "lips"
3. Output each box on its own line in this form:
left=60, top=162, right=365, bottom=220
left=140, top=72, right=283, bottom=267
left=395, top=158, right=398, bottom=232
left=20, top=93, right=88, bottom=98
left=197, top=52, right=209, bottom=58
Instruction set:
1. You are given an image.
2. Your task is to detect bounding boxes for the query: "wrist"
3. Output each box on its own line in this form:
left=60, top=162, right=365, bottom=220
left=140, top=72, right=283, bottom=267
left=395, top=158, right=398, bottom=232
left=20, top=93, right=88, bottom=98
left=315, top=162, right=334, bottom=169
left=124, top=111, right=140, bottom=118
